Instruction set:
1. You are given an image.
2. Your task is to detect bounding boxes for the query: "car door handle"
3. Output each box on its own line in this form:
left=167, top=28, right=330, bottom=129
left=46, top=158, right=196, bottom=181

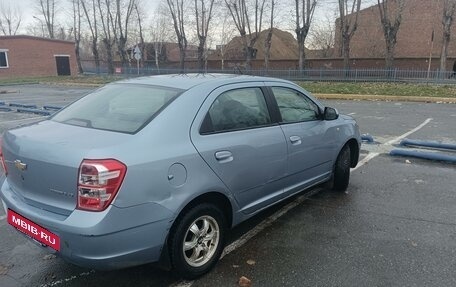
left=289, top=136, right=302, bottom=145
left=215, top=151, right=233, bottom=163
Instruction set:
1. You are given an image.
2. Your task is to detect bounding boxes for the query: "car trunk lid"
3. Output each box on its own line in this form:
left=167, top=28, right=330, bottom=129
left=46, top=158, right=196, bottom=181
left=2, top=120, right=131, bottom=216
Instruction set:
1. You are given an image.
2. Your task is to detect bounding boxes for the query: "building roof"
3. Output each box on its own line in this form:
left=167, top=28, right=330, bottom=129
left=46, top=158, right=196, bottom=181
left=0, top=35, right=75, bottom=45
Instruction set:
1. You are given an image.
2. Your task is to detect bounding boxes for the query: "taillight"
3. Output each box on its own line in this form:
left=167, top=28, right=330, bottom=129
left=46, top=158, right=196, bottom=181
left=0, top=139, right=7, bottom=176
left=77, top=159, right=127, bottom=211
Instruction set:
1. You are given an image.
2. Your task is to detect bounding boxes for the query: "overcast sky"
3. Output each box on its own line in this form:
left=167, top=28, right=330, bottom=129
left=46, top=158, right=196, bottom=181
left=1, top=0, right=379, bottom=43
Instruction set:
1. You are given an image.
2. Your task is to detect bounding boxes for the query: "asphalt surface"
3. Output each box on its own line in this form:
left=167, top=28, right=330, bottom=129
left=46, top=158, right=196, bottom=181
left=0, top=84, right=455, bottom=287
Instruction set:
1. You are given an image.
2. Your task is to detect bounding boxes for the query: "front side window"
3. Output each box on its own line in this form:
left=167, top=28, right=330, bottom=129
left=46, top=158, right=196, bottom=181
left=0, top=50, right=9, bottom=68
left=201, top=87, right=271, bottom=134
left=272, top=87, right=320, bottom=123
left=52, top=84, right=182, bottom=133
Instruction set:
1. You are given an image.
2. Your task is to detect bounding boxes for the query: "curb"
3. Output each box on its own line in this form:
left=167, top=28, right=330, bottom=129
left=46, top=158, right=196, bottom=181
left=314, top=93, right=456, bottom=103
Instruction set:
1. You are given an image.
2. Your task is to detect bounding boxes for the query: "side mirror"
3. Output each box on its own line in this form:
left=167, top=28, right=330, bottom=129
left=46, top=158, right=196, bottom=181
left=324, top=107, right=339, bottom=121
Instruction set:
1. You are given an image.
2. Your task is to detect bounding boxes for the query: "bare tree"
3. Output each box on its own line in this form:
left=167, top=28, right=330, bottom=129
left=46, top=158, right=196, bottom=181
left=295, top=0, right=317, bottom=70
left=167, top=0, right=188, bottom=72
left=308, top=13, right=336, bottom=58
left=36, top=0, right=59, bottom=38
left=194, top=0, right=215, bottom=71
left=115, top=0, right=136, bottom=67
left=216, top=9, right=236, bottom=70
left=97, top=0, right=117, bottom=74
left=81, top=0, right=101, bottom=73
left=150, top=4, right=172, bottom=72
left=71, top=0, right=84, bottom=74
left=440, top=0, right=456, bottom=74
left=264, top=0, right=275, bottom=72
left=338, top=0, right=361, bottom=70
left=134, top=2, right=145, bottom=65
left=0, top=1, right=22, bottom=35
left=377, top=0, right=404, bottom=70
left=225, top=0, right=267, bottom=70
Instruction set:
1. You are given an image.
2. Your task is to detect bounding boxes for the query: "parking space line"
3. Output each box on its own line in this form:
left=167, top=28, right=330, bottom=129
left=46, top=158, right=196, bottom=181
left=384, top=118, right=433, bottom=145
left=0, top=215, right=5, bottom=220
left=353, top=118, right=432, bottom=171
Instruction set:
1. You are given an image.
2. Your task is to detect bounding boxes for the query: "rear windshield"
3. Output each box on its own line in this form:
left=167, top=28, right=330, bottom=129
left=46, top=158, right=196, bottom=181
left=52, top=84, right=183, bottom=133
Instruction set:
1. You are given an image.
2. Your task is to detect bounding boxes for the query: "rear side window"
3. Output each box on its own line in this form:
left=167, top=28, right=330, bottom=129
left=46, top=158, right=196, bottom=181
left=272, top=87, right=320, bottom=123
left=52, top=84, right=182, bottom=133
left=201, top=87, right=271, bottom=134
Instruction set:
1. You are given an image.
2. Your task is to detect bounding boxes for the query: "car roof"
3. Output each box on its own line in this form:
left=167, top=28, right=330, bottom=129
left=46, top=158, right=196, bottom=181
left=114, top=73, right=292, bottom=90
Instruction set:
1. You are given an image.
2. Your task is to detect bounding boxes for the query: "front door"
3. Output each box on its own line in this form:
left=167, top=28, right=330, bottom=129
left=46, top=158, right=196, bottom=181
left=55, top=56, right=71, bottom=76
left=269, top=85, right=334, bottom=195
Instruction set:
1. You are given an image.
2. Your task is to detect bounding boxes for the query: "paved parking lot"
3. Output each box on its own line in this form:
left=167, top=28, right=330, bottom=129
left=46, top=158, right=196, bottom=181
left=0, top=84, right=455, bottom=287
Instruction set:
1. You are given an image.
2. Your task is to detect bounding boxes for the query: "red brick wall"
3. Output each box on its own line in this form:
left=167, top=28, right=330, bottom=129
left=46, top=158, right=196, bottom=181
left=334, top=0, right=456, bottom=69
left=0, top=36, right=78, bottom=78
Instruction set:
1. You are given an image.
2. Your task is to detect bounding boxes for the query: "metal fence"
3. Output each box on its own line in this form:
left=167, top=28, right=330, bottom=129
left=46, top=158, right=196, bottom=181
left=81, top=62, right=456, bottom=84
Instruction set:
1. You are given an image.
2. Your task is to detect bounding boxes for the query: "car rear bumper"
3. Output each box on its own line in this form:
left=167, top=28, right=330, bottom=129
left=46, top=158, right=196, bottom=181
left=0, top=178, right=174, bottom=270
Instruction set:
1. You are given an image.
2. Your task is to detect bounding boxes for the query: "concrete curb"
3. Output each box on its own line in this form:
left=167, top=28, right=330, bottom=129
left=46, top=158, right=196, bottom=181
left=314, top=93, right=456, bottom=103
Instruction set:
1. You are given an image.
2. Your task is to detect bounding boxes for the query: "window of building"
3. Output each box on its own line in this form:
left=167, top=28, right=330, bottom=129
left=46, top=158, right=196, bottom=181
left=0, top=50, right=9, bottom=68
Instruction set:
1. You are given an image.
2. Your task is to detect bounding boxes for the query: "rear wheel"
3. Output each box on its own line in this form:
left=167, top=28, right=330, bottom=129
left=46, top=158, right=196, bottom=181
left=333, top=145, right=351, bottom=192
left=169, top=203, right=226, bottom=279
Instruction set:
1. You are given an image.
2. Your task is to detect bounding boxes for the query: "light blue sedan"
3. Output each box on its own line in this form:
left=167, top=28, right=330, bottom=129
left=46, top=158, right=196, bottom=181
left=0, top=74, right=360, bottom=279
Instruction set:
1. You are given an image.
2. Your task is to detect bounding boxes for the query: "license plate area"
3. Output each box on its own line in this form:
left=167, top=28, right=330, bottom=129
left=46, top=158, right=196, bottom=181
left=7, top=209, right=60, bottom=251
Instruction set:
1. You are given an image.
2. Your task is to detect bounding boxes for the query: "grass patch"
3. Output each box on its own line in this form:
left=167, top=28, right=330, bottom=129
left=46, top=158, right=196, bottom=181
left=298, top=81, right=456, bottom=98
left=2, top=76, right=456, bottom=98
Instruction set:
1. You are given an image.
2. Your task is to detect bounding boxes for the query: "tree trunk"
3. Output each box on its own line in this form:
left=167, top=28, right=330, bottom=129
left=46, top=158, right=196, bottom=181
left=245, top=48, right=252, bottom=71
left=179, top=44, right=186, bottom=73
left=264, top=28, right=273, bottom=72
left=75, top=39, right=83, bottom=74
left=104, top=39, right=115, bottom=74
left=440, top=34, right=450, bottom=73
left=155, top=46, right=160, bottom=73
left=298, top=34, right=305, bottom=71
left=385, top=40, right=396, bottom=71
left=197, top=37, right=205, bottom=71
left=343, top=38, right=350, bottom=70
left=92, top=39, right=100, bottom=74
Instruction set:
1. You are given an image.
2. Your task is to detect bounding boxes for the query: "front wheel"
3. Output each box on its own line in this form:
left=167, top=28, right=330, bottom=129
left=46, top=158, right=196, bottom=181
left=169, top=203, right=226, bottom=279
left=333, top=145, right=351, bottom=192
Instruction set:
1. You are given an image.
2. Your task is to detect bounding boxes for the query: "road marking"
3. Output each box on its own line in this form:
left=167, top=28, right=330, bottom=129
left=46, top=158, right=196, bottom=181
left=384, top=118, right=433, bottom=145
left=348, top=112, right=356, bottom=115
left=352, top=118, right=432, bottom=171
left=27, top=118, right=436, bottom=287
left=0, top=215, right=6, bottom=220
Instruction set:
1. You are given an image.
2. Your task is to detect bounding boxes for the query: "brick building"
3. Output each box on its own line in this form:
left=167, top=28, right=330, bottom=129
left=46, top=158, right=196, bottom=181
left=0, top=35, right=78, bottom=78
left=334, top=0, right=456, bottom=69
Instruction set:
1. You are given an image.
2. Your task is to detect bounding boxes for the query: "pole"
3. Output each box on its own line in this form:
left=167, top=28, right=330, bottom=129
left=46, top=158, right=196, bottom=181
left=427, top=29, right=434, bottom=78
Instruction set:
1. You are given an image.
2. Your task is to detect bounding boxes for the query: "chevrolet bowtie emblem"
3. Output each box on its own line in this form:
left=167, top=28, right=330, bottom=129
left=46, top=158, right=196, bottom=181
left=14, top=160, right=27, bottom=171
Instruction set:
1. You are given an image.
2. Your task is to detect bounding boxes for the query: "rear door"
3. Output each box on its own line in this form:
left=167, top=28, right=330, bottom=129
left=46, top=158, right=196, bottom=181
left=268, top=85, right=335, bottom=195
left=190, top=83, right=288, bottom=214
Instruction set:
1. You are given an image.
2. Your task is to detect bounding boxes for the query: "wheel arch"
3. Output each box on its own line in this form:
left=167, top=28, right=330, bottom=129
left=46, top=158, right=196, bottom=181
left=158, top=191, right=233, bottom=271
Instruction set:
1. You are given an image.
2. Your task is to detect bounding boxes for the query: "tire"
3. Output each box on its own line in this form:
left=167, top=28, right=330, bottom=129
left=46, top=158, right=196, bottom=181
left=169, top=203, right=226, bottom=279
left=333, top=145, right=351, bottom=192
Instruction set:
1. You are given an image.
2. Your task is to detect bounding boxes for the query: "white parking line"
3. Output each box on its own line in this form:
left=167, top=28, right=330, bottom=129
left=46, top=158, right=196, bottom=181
left=10, top=118, right=435, bottom=287
left=352, top=118, right=432, bottom=172
left=0, top=215, right=6, bottom=220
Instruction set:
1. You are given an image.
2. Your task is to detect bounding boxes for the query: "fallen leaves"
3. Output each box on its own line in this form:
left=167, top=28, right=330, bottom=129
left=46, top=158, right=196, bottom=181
left=238, top=276, right=252, bottom=287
